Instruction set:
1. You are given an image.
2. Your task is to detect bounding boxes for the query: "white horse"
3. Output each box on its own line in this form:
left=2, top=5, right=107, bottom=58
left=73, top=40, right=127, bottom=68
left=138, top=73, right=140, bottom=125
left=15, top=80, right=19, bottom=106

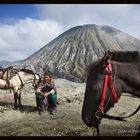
left=0, top=69, right=41, bottom=109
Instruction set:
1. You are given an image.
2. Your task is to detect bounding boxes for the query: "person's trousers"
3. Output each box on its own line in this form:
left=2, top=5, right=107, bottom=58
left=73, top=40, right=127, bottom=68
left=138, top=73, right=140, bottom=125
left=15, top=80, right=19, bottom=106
left=47, top=93, right=57, bottom=111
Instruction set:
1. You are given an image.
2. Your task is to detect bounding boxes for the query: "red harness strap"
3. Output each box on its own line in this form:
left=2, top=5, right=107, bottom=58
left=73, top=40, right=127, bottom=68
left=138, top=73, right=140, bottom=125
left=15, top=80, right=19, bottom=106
left=99, top=64, right=118, bottom=113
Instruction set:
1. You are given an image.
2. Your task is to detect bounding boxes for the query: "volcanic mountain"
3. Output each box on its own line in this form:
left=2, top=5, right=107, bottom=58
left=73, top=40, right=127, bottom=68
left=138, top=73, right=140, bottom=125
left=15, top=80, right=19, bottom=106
left=19, top=24, right=140, bottom=82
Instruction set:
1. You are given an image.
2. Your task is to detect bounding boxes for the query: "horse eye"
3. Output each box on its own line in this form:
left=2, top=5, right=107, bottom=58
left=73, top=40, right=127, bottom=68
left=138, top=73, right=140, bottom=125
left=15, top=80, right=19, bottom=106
left=95, top=64, right=100, bottom=70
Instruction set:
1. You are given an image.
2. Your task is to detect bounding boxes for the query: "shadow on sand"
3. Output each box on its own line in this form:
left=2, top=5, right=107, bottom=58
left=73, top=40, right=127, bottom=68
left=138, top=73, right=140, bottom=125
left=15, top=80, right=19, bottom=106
left=0, top=101, right=37, bottom=113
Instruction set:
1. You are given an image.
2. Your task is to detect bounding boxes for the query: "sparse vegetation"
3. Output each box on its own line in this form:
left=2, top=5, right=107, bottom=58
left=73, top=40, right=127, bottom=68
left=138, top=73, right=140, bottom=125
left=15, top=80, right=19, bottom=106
left=0, top=79, right=139, bottom=136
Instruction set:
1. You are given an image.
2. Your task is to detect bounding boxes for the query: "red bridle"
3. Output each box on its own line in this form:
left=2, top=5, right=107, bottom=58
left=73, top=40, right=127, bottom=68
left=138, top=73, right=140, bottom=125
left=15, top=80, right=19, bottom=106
left=98, top=63, right=118, bottom=113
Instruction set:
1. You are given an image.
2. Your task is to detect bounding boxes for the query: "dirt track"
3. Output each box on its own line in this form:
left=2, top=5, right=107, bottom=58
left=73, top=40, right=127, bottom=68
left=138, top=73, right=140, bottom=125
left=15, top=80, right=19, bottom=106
left=0, top=79, right=139, bottom=136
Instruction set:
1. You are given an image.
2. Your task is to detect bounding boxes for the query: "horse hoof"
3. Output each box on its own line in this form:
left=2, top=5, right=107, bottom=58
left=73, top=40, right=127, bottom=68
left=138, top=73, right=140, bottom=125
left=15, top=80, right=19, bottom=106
left=14, top=105, right=18, bottom=109
left=19, top=105, right=24, bottom=109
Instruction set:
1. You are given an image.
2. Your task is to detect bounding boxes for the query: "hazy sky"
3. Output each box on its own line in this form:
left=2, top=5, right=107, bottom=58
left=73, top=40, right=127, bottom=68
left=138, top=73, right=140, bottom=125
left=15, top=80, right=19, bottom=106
left=0, top=4, right=140, bottom=61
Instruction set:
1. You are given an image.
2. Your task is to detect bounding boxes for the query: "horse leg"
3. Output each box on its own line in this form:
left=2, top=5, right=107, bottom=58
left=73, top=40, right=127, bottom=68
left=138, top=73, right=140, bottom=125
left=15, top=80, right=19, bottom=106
left=18, top=90, right=24, bottom=109
left=35, top=93, right=40, bottom=110
left=14, top=92, right=18, bottom=109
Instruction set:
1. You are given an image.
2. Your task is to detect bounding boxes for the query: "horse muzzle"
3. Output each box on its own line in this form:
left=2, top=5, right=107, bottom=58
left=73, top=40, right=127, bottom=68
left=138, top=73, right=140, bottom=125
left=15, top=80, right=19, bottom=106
left=82, top=116, right=101, bottom=128
left=82, top=117, right=93, bottom=127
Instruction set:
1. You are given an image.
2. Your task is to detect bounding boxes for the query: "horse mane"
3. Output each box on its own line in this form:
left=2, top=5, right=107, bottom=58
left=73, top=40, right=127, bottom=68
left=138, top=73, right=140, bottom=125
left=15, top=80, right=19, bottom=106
left=20, top=69, right=34, bottom=74
left=110, top=51, right=140, bottom=63
left=86, top=51, right=140, bottom=75
left=4, top=66, right=13, bottom=71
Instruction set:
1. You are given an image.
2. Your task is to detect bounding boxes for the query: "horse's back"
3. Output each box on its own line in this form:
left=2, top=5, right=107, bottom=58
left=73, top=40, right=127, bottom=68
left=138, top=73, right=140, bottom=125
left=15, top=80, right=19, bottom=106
left=111, top=51, right=140, bottom=63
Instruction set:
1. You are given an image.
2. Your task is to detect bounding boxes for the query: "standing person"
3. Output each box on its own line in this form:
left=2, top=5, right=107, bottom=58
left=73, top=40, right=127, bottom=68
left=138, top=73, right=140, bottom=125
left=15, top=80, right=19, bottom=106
left=36, top=71, right=57, bottom=115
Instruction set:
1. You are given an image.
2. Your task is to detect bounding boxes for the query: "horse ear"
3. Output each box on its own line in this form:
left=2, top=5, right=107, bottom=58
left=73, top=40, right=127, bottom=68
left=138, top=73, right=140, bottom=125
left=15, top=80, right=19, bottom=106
left=102, top=51, right=107, bottom=61
left=108, top=50, right=112, bottom=56
left=104, top=51, right=107, bottom=56
left=108, top=50, right=112, bottom=60
left=102, top=50, right=112, bottom=68
left=102, top=51, right=108, bottom=62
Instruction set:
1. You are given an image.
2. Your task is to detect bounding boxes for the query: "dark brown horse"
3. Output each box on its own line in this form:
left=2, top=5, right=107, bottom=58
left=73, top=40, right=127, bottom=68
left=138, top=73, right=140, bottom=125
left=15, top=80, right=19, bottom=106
left=82, top=51, right=140, bottom=135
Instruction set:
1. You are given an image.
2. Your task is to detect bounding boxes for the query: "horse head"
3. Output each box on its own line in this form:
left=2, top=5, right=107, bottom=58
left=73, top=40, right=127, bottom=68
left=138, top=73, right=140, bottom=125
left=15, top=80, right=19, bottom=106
left=82, top=51, right=120, bottom=129
left=82, top=50, right=140, bottom=136
left=32, top=73, right=41, bottom=90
